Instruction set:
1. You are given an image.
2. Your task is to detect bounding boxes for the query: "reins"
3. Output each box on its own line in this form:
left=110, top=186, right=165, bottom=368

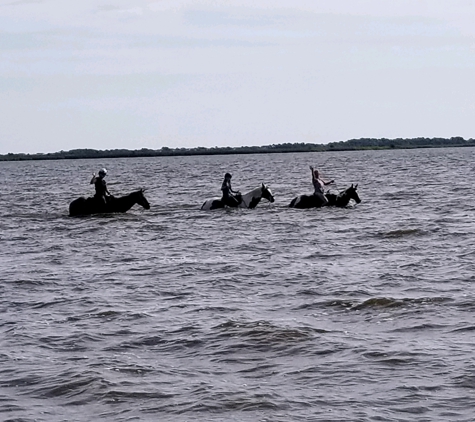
left=327, top=185, right=345, bottom=196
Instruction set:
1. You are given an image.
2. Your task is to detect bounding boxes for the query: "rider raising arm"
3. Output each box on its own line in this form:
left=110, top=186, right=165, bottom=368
left=91, top=168, right=111, bottom=204
left=310, top=166, right=333, bottom=205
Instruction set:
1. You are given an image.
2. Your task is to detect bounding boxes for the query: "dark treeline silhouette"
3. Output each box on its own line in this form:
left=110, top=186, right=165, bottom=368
left=1, top=137, right=474, bottom=161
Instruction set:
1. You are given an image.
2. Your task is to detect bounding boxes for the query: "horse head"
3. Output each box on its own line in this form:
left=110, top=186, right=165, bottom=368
left=136, top=189, right=151, bottom=209
left=348, top=184, right=361, bottom=204
left=261, top=183, right=275, bottom=203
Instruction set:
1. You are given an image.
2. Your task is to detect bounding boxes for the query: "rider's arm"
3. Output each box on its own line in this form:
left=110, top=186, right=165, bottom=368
left=324, top=179, right=334, bottom=186
left=310, top=166, right=316, bottom=183
left=90, top=173, right=96, bottom=184
left=228, top=181, right=238, bottom=194
left=104, top=181, right=111, bottom=196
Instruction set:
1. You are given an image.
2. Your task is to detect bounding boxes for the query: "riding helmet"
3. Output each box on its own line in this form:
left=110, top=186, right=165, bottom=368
left=225, top=172, right=232, bottom=179
left=99, top=168, right=107, bottom=177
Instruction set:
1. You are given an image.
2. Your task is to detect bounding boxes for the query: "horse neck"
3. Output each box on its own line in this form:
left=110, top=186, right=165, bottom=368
left=336, top=189, right=351, bottom=206
left=114, top=191, right=141, bottom=212
left=241, top=186, right=261, bottom=205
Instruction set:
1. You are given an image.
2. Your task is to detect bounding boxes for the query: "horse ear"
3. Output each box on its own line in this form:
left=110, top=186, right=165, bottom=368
left=355, top=184, right=358, bottom=189
left=351, top=184, right=354, bottom=188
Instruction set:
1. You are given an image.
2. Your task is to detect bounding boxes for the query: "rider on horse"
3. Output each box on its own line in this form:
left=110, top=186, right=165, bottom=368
left=221, top=173, right=242, bottom=207
left=91, top=168, right=112, bottom=205
left=310, top=166, right=334, bottom=206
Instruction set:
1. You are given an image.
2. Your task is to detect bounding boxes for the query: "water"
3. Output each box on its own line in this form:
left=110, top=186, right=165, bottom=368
left=1, top=147, right=475, bottom=421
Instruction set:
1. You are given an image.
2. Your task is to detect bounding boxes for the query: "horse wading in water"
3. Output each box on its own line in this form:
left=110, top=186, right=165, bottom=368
left=201, top=184, right=275, bottom=210
left=289, top=184, right=361, bottom=209
left=69, top=189, right=150, bottom=216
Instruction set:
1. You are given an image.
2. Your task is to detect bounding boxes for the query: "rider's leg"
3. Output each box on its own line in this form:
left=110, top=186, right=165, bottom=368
left=94, top=194, right=106, bottom=206
left=314, top=191, right=328, bottom=206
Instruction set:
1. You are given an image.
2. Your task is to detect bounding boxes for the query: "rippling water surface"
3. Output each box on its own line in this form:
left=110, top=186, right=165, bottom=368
left=1, top=148, right=475, bottom=421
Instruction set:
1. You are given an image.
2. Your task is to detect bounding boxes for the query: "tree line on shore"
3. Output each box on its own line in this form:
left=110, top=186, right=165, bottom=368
left=1, top=137, right=474, bottom=161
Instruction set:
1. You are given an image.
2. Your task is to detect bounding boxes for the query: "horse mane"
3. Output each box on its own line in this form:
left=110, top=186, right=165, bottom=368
left=125, top=188, right=145, bottom=198
left=335, top=184, right=355, bottom=197
left=240, top=185, right=263, bottom=199
left=251, top=185, right=265, bottom=195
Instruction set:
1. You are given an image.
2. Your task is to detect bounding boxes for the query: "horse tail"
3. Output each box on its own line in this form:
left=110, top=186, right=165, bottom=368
left=289, top=197, right=297, bottom=208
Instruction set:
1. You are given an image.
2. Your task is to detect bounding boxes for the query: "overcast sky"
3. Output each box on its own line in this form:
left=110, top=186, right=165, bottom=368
left=1, top=0, right=474, bottom=154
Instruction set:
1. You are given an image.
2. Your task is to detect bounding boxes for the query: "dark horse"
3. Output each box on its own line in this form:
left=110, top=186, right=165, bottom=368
left=69, top=189, right=150, bottom=216
left=289, top=184, right=361, bottom=209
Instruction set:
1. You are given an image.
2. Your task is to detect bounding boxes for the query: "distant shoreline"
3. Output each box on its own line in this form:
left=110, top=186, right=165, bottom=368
left=1, top=137, right=474, bottom=161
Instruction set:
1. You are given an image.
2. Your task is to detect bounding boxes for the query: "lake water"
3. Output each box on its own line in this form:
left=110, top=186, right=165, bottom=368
left=1, top=147, right=475, bottom=421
